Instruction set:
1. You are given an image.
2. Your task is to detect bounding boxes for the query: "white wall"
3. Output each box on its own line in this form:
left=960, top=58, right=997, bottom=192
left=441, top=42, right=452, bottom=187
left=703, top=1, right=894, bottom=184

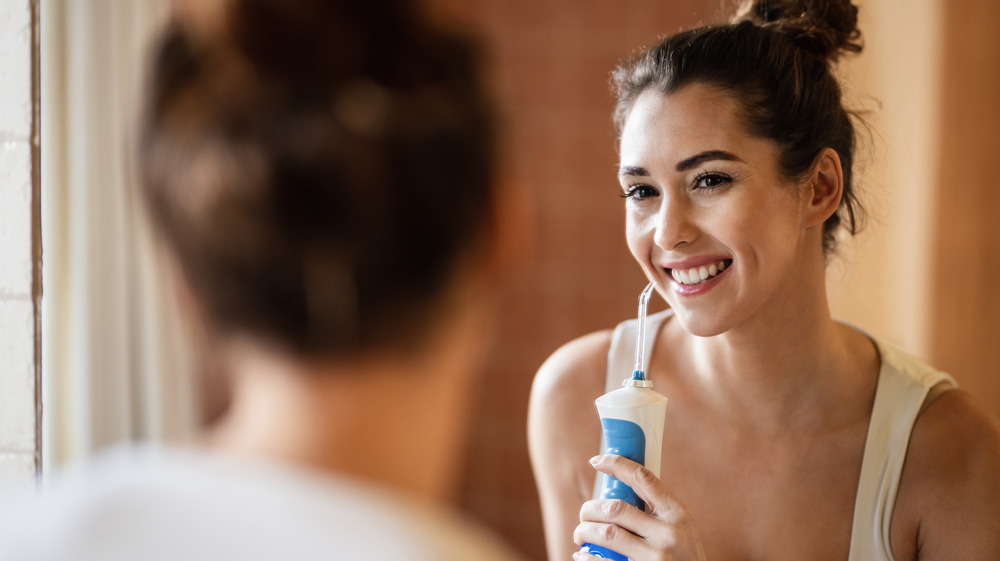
left=0, top=0, right=38, bottom=486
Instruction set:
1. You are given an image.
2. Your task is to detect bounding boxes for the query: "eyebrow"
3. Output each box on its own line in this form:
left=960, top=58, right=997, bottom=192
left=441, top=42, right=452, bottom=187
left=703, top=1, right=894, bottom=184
left=618, top=165, right=650, bottom=177
left=677, top=150, right=743, bottom=171
left=618, top=150, right=744, bottom=177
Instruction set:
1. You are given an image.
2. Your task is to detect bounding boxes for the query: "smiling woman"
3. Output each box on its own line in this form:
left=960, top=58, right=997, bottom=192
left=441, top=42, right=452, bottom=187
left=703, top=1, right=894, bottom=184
left=617, top=86, right=827, bottom=336
left=528, top=1, right=1000, bottom=560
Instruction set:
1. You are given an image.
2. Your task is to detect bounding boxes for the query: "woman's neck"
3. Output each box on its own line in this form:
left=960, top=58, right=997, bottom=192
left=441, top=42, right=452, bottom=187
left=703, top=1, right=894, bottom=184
left=674, top=260, right=879, bottom=437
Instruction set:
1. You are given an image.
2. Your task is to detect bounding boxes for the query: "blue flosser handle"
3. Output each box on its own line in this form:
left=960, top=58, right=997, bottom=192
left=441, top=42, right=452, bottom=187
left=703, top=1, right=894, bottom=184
left=580, top=417, right=646, bottom=560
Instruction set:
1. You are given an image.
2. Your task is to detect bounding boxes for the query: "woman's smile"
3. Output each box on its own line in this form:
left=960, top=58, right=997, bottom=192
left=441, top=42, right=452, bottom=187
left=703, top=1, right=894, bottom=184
left=667, top=258, right=731, bottom=286
left=662, top=257, right=734, bottom=297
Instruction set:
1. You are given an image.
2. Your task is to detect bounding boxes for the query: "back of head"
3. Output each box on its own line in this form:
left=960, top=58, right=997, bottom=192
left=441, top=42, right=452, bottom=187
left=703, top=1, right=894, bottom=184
left=613, top=0, right=864, bottom=254
left=140, top=0, right=495, bottom=358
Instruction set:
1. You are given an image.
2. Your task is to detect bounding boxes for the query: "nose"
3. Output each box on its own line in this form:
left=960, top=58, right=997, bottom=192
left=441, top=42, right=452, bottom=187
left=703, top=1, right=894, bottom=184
left=652, top=194, right=697, bottom=250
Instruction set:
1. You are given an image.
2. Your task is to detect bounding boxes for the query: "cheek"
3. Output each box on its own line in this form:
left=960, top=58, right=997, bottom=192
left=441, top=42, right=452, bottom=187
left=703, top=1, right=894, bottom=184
left=624, top=212, right=651, bottom=258
left=728, top=189, right=800, bottom=240
left=731, top=198, right=803, bottom=270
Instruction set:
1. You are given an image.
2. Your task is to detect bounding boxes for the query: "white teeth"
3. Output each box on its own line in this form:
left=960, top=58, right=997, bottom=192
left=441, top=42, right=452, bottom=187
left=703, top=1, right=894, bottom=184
left=669, top=260, right=730, bottom=286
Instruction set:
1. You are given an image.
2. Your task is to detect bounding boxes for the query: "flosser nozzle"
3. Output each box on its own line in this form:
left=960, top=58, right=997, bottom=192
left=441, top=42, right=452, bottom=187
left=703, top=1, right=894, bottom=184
left=628, top=281, right=657, bottom=387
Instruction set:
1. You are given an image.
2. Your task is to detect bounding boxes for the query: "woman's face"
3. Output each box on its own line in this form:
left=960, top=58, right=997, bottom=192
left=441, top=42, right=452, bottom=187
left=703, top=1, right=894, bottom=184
left=619, top=84, right=814, bottom=337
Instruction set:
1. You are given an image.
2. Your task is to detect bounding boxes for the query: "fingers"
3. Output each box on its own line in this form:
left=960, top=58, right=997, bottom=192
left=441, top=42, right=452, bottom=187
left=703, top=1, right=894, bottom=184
left=581, top=455, right=707, bottom=560
left=589, top=454, right=683, bottom=517
left=580, top=498, right=666, bottom=540
left=573, top=518, right=647, bottom=553
left=575, top=498, right=697, bottom=561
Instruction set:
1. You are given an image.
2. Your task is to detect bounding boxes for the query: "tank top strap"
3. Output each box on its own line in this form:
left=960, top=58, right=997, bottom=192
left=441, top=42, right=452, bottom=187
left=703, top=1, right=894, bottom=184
left=604, top=309, right=673, bottom=393
left=847, top=337, right=956, bottom=561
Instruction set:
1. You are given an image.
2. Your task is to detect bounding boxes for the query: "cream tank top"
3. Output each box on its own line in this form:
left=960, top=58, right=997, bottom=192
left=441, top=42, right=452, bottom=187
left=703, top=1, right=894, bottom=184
left=603, top=309, right=955, bottom=561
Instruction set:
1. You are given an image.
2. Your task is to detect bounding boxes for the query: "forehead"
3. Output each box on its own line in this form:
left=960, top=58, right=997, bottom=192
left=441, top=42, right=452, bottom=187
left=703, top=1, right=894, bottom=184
left=619, top=84, right=758, bottom=166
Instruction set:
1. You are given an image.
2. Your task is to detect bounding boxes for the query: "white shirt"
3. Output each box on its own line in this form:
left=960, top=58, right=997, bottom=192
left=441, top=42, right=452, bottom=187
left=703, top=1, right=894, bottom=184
left=0, top=445, right=523, bottom=561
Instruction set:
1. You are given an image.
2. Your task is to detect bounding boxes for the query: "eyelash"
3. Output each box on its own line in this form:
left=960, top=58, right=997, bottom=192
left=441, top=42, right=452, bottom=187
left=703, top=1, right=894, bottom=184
left=620, top=171, right=734, bottom=201
left=693, top=171, right=733, bottom=190
left=620, top=184, right=657, bottom=201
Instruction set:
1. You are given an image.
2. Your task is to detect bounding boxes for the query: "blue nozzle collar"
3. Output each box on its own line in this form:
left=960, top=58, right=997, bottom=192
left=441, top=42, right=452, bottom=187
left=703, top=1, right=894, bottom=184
left=623, top=370, right=654, bottom=388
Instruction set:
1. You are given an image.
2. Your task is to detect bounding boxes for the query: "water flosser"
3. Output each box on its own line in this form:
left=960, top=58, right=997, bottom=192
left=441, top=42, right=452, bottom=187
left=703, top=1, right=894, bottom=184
left=580, top=282, right=669, bottom=561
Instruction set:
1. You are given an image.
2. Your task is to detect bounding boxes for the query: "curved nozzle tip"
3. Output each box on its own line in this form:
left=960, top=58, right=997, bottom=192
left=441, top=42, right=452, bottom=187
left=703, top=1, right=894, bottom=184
left=632, top=281, right=657, bottom=375
left=640, top=281, right=656, bottom=300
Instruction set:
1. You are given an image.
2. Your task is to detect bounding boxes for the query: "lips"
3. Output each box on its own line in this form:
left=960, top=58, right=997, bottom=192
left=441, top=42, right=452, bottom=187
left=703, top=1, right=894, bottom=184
left=666, top=259, right=732, bottom=286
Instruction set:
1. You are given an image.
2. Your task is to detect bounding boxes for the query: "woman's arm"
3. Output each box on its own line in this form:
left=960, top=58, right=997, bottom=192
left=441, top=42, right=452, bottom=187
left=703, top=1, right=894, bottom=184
left=892, top=389, right=1000, bottom=560
left=528, top=331, right=612, bottom=561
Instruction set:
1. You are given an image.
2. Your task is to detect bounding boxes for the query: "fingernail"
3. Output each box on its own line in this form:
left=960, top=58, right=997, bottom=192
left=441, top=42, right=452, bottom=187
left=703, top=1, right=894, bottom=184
left=589, top=455, right=602, bottom=465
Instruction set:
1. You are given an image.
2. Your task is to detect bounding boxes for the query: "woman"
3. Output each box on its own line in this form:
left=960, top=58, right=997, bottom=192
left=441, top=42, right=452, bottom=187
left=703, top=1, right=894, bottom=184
left=528, top=1, right=1000, bottom=560
left=0, top=1, right=520, bottom=559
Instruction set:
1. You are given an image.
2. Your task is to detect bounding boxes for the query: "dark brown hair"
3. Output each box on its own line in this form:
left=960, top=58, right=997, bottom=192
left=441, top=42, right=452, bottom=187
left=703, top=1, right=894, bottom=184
left=613, top=0, right=864, bottom=254
left=139, top=0, right=495, bottom=357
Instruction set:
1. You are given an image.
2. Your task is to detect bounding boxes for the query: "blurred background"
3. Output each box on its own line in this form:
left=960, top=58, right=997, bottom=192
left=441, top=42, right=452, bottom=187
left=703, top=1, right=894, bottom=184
left=0, top=0, right=996, bottom=559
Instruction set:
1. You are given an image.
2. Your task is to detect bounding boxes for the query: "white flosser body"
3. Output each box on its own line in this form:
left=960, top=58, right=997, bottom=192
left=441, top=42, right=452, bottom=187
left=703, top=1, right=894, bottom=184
left=594, top=376, right=669, bottom=503
left=580, top=282, right=669, bottom=561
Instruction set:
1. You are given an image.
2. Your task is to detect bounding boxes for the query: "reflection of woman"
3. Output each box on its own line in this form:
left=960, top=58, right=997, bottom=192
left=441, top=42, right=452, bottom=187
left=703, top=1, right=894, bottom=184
left=529, top=1, right=1000, bottom=559
left=0, top=1, right=520, bottom=559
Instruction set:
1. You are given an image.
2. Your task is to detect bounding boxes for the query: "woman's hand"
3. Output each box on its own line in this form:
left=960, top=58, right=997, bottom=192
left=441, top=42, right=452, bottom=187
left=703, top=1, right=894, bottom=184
left=573, top=454, right=708, bottom=561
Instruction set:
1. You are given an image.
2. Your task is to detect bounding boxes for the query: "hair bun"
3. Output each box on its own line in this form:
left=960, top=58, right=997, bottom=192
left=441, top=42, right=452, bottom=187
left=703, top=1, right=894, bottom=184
left=733, top=0, right=863, bottom=61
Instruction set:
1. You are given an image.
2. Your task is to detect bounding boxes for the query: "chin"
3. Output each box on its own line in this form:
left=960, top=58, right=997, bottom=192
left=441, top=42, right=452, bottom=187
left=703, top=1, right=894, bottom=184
left=672, top=308, right=731, bottom=338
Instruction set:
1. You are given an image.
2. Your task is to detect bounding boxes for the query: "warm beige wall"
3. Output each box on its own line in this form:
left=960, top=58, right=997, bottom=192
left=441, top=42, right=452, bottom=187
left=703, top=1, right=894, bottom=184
left=930, top=0, right=1000, bottom=419
left=827, top=0, right=942, bottom=357
left=829, top=0, right=1000, bottom=420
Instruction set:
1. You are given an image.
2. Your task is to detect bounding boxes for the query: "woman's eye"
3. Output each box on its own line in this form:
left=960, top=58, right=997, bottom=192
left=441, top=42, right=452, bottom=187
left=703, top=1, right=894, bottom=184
left=694, top=172, right=732, bottom=190
left=621, top=185, right=658, bottom=201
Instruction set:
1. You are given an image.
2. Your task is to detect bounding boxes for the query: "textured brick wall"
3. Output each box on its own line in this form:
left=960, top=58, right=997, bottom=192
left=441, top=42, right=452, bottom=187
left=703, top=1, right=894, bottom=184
left=0, top=0, right=37, bottom=486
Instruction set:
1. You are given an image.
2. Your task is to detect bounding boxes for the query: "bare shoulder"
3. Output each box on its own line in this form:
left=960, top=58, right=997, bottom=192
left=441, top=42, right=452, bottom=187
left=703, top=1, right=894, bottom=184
left=530, top=330, right=613, bottom=409
left=528, top=329, right=613, bottom=456
left=905, top=388, right=1000, bottom=497
left=893, top=388, right=1000, bottom=560
left=528, top=329, right=614, bottom=560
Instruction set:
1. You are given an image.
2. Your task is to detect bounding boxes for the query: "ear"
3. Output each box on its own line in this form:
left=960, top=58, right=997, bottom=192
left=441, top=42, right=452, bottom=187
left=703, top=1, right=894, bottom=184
left=801, top=147, right=844, bottom=229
